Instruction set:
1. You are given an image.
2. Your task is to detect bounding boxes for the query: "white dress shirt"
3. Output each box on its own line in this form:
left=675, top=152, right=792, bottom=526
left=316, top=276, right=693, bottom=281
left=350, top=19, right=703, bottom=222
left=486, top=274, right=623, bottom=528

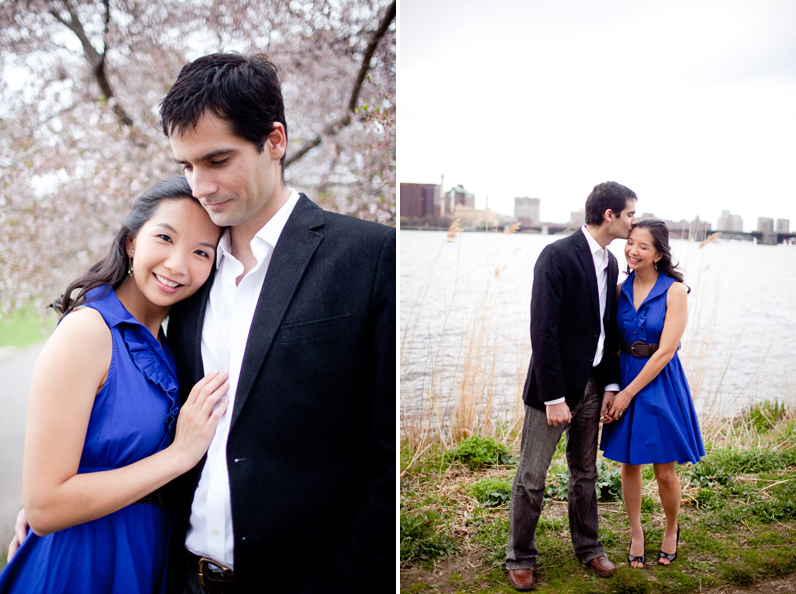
left=184, top=190, right=300, bottom=567
left=545, top=226, right=619, bottom=406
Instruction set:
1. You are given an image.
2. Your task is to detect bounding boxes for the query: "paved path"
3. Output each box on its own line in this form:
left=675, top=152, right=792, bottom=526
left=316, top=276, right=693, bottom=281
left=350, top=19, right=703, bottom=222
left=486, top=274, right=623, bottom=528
left=0, top=342, right=45, bottom=549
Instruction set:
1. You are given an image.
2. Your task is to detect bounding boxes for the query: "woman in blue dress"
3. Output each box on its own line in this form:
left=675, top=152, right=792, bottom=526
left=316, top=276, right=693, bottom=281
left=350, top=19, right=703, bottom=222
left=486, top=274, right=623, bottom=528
left=600, top=218, right=704, bottom=569
left=0, top=177, right=228, bottom=593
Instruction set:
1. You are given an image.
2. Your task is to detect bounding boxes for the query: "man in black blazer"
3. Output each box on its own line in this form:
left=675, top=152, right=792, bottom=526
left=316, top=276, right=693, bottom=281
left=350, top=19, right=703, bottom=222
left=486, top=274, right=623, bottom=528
left=160, top=53, right=395, bottom=593
left=506, top=182, right=637, bottom=591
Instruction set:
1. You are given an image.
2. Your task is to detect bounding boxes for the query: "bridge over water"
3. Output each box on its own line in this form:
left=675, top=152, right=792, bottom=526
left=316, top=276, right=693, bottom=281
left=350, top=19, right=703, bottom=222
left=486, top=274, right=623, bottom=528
left=516, top=223, right=795, bottom=245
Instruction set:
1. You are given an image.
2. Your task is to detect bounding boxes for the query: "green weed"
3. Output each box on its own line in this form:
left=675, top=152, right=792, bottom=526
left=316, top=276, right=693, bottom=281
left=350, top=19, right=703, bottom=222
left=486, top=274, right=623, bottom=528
left=400, top=508, right=458, bottom=565
left=445, top=436, right=509, bottom=470
left=608, top=569, right=651, bottom=594
left=543, top=459, right=623, bottom=502
left=468, top=477, right=512, bottom=507
left=746, top=400, right=788, bottom=433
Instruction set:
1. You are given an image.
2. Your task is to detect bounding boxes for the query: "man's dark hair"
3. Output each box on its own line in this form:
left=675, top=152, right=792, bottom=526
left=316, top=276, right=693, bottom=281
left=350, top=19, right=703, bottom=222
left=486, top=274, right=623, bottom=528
left=159, top=53, right=288, bottom=169
left=584, top=181, right=637, bottom=226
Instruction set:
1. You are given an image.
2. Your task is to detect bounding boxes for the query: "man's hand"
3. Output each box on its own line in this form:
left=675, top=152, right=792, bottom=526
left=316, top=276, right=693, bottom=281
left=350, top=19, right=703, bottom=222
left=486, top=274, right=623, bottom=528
left=7, top=508, right=28, bottom=561
left=546, top=402, right=572, bottom=427
left=600, top=391, right=617, bottom=424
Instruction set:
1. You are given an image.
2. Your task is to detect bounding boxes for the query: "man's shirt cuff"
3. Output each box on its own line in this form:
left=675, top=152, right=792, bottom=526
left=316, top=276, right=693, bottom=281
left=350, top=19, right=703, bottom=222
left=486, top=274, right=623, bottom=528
left=604, top=383, right=620, bottom=393
left=544, top=397, right=566, bottom=406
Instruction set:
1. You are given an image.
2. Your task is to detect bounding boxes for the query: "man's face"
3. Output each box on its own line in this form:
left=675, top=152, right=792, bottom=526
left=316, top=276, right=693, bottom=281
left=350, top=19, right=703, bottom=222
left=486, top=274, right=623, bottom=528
left=168, top=110, right=286, bottom=235
left=607, top=199, right=637, bottom=240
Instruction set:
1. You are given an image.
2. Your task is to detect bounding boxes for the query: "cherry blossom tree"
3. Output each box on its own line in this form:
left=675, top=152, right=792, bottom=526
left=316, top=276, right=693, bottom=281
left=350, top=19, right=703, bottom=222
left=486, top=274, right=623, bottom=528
left=0, top=0, right=395, bottom=315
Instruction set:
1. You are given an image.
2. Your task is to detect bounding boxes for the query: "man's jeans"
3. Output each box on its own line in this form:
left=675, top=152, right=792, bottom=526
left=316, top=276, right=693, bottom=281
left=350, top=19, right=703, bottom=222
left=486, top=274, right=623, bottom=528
left=506, top=376, right=605, bottom=569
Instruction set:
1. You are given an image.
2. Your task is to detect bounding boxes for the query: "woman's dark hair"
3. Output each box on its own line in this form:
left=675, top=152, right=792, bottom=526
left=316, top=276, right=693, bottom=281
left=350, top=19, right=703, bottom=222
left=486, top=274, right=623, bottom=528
left=52, top=177, right=198, bottom=317
left=584, top=181, right=637, bottom=226
left=628, top=218, right=690, bottom=292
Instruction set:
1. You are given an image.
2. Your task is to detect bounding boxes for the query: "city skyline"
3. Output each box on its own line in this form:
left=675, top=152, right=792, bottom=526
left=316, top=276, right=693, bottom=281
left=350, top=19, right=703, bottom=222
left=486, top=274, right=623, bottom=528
left=401, top=178, right=791, bottom=232
left=399, top=0, right=796, bottom=234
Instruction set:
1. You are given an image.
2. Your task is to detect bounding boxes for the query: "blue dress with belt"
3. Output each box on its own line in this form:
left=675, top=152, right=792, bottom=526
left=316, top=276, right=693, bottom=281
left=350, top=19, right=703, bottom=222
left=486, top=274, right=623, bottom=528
left=0, top=286, right=180, bottom=593
left=600, top=272, right=705, bottom=465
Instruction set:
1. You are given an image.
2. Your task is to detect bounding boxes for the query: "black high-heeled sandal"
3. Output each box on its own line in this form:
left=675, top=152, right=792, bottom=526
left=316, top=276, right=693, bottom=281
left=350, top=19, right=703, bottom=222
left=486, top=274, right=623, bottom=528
left=658, top=525, right=680, bottom=566
left=627, top=527, right=646, bottom=568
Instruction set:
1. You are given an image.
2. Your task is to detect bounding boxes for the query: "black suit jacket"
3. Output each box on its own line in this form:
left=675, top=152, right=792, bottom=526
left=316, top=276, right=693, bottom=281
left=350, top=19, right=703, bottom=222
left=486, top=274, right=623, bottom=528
left=166, top=195, right=395, bottom=593
left=522, top=229, right=620, bottom=411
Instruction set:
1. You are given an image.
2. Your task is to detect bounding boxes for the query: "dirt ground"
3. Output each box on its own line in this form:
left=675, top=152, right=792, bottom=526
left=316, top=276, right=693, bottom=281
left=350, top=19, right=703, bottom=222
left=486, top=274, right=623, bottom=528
left=400, top=567, right=796, bottom=594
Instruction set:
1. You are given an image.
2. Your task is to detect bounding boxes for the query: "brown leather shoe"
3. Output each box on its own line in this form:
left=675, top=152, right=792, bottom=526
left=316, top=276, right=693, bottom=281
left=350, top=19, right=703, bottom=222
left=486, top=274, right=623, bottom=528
left=508, top=568, right=535, bottom=591
left=586, top=555, right=616, bottom=577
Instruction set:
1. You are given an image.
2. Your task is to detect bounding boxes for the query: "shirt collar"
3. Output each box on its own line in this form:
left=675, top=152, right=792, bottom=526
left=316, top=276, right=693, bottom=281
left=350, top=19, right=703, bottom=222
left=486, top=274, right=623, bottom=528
left=215, top=189, right=301, bottom=269
left=581, top=226, right=607, bottom=259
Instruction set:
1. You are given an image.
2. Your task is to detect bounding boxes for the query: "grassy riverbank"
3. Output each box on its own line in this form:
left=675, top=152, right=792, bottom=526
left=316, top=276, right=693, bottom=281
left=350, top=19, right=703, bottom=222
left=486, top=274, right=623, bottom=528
left=400, top=401, right=796, bottom=593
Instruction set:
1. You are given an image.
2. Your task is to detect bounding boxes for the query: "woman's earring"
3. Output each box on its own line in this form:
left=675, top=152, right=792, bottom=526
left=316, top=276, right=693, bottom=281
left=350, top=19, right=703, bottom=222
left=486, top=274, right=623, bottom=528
left=128, top=250, right=134, bottom=276
left=654, top=260, right=658, bottom=271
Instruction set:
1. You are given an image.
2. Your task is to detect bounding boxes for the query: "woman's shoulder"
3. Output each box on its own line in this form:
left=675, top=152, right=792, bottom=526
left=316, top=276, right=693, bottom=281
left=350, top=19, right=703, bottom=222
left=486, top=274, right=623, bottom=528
left=665, top=278, right=688, bottom=300
left=36, top=307, right=112, bottom=389
left=50, top=307, right=111, bottom=358
left=54, top=307, right=112, bottom=350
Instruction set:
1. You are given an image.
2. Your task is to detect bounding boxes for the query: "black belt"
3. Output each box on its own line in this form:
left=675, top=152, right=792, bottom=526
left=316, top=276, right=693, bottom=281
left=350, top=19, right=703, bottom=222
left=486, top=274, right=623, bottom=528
left=621, top=340, right=660, bottom=358
left=188, top=552, right=235, bottom=594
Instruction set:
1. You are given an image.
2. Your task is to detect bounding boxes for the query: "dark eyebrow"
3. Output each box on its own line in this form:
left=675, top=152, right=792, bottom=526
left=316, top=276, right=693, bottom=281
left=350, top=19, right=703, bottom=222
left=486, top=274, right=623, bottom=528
left=174, top=148, right=235, bottom=165
left=153, top=222, right=178, bottom=233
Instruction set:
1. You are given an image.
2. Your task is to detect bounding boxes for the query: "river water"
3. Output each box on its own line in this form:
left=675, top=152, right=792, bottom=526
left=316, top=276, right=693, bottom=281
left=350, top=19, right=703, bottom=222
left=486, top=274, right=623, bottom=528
left=400, top=229, right=796, bottom=434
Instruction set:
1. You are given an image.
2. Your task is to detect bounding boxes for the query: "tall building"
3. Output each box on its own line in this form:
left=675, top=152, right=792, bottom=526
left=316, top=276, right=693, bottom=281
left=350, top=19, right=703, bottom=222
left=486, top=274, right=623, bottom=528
left=514, top=197, right=540, bottom=224
left=757, top=217, right=774, bottom=233
left=717, top=210, right=743, bottom=232
left=400, top=183, right=441, bottom=218
left=690, top=216, right=712, bottom=241
left=776, top=219, right=790, bottom=233
left=443, top=185, right=475, bottom=215
left=570, top=210, right=585, bottom=227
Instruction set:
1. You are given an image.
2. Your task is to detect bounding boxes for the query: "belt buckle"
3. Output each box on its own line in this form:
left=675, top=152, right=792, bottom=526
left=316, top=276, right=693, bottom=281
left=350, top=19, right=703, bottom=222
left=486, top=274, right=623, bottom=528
left=630, top=340, right=645, bottom=357
left=197, top=556, right=234, bottom=589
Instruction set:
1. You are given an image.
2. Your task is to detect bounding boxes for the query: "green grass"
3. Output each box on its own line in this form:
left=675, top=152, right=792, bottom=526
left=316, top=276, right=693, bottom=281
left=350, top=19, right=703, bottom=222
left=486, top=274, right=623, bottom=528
left=401, top=408, right=796, bottom=593
left=0, top=307, right=55, bottom=348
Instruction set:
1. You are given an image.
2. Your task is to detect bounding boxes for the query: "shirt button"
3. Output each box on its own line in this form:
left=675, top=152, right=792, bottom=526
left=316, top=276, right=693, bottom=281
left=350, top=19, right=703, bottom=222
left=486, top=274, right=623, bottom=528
left=226, top=281, right=234, bottom=290
left=212, top=528, right=220, bottom=536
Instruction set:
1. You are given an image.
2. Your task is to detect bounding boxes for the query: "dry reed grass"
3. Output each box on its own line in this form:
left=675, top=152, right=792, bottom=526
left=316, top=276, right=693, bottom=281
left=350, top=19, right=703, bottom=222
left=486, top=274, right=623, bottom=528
left=400, top=222, right=521, bottom=449
left=401, top=229, right=792, bottom=451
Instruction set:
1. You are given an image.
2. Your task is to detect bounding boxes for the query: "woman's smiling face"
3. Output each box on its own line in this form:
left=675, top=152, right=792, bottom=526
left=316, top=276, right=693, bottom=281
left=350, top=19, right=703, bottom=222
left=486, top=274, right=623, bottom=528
left=125, top=198, right=221, bottom=309
left=625, top=226, right=660, bottom=272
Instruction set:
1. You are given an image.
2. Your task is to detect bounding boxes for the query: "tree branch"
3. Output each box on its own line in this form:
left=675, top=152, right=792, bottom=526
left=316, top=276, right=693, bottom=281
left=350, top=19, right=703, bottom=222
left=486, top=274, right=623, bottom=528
left=348, top=0, right=395, bottom=114
left=50, top=0, right=134, bottom=127
left=285, top=0, right=395, bottom=167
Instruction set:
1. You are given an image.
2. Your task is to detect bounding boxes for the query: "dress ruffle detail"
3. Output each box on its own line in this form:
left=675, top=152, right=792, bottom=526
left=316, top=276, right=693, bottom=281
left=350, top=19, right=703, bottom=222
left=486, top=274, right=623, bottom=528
left=121, top=326, right=180, bottom=437
left=83, top=286, right=180, bottom=438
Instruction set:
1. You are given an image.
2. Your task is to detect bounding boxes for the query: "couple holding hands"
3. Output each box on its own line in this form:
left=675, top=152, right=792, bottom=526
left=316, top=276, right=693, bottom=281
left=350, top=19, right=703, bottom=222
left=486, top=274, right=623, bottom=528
left=506, top=182, right=705, bottom=591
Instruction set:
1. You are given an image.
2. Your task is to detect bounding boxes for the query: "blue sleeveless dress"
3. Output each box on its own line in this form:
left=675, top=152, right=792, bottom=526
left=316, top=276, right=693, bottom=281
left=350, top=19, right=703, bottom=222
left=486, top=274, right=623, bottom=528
left=600, top=272, right=705, bottom=465
left=0, top=286, right=180, bottom=593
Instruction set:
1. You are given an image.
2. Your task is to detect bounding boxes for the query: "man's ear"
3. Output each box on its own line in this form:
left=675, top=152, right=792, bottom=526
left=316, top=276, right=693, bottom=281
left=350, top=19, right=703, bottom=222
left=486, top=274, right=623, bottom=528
left=603, top=209, right=614, bottom=224
left=266, top=123, right=287, bottom=161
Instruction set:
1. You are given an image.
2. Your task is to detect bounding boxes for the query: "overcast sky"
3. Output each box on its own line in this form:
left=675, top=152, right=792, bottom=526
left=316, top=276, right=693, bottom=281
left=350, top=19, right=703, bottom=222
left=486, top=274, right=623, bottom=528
left=398, top=0, right=796, bottom=231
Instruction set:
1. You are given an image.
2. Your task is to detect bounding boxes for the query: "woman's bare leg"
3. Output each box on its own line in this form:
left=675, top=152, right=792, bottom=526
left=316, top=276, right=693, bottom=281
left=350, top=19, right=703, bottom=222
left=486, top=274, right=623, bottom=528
left=622, top=463, right=644, bottom=568
left=653, top=462, right=681, bottom=565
